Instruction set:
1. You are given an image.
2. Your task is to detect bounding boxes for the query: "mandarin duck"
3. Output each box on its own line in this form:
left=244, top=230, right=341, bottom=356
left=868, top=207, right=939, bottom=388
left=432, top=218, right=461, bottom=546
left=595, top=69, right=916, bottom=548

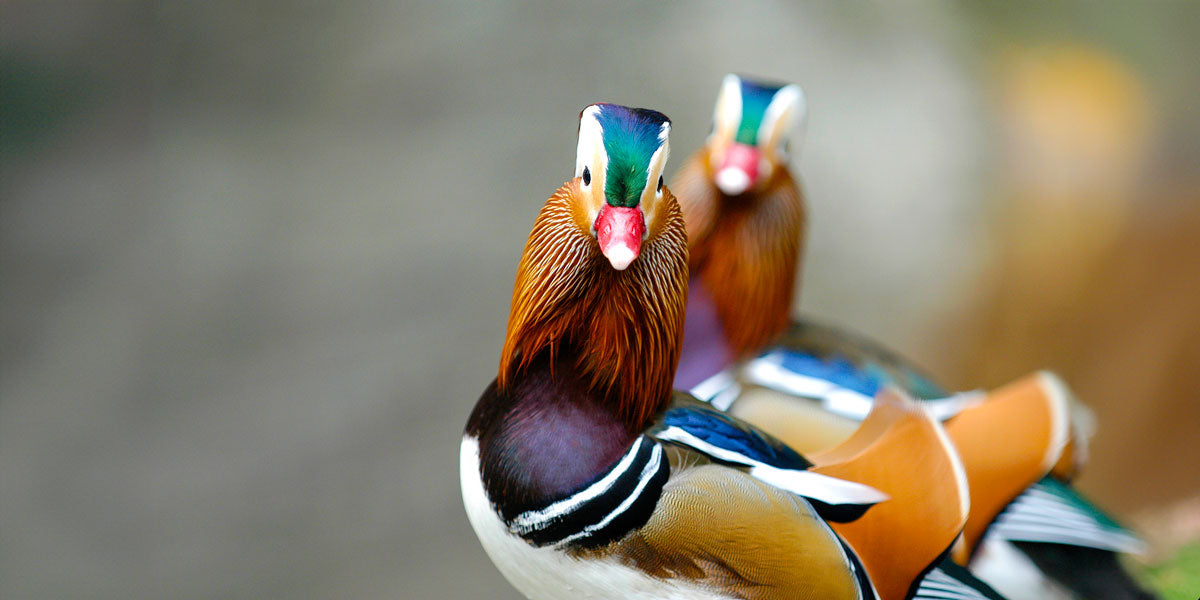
left=461, top=103, right=1005, bottom=600
left=670, top=74, right=1154, bottom=600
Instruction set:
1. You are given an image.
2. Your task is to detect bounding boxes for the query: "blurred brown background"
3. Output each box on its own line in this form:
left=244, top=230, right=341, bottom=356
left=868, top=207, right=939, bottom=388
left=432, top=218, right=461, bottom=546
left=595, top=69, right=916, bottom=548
left=2, top=2, right=1198, bottom=599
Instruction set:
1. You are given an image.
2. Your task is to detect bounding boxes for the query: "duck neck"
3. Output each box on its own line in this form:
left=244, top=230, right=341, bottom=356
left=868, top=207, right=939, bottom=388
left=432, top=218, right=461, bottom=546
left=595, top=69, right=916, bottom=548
left=473, top=183, right=688, bottom=513
left=498, top=184, right=688, bottom=430
left=467, top=348, right=638, bottom=521
left=682, top=167, right=806, bottom=366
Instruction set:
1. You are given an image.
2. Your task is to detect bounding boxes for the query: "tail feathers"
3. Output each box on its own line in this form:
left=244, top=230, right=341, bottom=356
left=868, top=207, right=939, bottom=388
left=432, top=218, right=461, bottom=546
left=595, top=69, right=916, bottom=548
left=989, top=476, right=1146, bottom=555
left=914, top=561, right=1007, bottom=600
left=1012, top=542, right=1158, bottom=600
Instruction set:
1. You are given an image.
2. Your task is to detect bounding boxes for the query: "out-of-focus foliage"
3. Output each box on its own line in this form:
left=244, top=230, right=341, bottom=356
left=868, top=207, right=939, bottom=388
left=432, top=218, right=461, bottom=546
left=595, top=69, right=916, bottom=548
left=1136, top=542, right=1200, bottom=600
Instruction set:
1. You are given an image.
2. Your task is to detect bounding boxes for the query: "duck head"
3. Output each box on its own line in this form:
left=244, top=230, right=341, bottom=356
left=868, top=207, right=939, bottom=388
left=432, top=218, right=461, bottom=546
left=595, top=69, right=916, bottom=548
left=707, top=74, right=806, bottom=196
left=499, top=104, right=688, bottom=428
left=574, top=103, right=672, bottom=270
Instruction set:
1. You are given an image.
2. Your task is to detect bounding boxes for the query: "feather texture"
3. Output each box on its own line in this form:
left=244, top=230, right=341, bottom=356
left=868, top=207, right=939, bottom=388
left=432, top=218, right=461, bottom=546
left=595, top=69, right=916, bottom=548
left=672, top=75, right=1153, bottom=599
left=605, top=462, right=866, bottom=600
left=468, top=103, right=875, bottom=600
left=498, top=180, right=688, bottom=429
left=810, top=389, right=970, bottom=600
left=674, top=151, right=806, bottom=358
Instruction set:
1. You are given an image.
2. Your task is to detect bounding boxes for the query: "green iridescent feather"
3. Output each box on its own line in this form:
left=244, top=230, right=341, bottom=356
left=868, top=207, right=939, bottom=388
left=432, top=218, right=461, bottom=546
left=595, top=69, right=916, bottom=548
left=595, top=105, right=669, bottom=208
left=735, top=79, right=786, bottom=146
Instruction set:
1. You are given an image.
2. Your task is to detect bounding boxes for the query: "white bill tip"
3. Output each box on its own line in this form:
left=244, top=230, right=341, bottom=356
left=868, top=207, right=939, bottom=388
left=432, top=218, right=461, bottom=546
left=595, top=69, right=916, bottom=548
left=715, top=167, right=751, bottom=195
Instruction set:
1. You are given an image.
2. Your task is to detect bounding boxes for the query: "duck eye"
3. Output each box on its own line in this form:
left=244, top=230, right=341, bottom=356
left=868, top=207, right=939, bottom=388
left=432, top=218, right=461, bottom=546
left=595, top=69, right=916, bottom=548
left=582, top=166, right=591, bottom=186
left=657, top=175, right=663, bottom=192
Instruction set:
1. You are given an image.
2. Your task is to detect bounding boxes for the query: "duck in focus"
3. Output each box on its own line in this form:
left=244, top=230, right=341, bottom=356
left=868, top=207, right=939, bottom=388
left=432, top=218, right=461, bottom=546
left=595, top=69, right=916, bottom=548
left=460, top=103, right=994, bottom=600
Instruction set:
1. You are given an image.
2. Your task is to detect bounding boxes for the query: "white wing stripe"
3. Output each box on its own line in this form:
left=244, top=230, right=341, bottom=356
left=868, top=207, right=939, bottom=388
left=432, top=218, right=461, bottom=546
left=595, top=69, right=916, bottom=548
left=988, top=485, right=1146, bottom=552
left=1000, top=503, right=1120, bottom=528
left=989, top=519, right=1145, bottom=553
left=689, top=371, right=734, bottom=401
left=689, top=370, right=741, bottom=411
left=655, top=426, right=888, bottom=506
left=742, top=353, right=874, bottom=420
left=744, top=352, right=985, bottom=422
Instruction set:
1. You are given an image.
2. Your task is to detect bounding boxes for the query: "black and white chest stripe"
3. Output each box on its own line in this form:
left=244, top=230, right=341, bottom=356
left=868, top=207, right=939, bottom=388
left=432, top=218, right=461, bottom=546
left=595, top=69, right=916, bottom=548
left=502, top=435, right=669, bottom=550
left=491, top=405, right=883, bottom=551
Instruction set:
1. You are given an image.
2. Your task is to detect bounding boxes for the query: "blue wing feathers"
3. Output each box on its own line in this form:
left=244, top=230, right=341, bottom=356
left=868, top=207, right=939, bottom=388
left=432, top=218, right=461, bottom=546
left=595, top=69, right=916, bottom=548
left=658, top=404, right=812, bottom=470
left=774, top=350, right=883, bottom=396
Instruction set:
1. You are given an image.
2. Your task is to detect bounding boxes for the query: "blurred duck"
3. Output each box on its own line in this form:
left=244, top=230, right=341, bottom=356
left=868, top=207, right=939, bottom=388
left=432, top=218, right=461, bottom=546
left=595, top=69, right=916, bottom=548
left=461, top=103, right=1002, bottom=600
left=671, top=74, right=1154, bottom=600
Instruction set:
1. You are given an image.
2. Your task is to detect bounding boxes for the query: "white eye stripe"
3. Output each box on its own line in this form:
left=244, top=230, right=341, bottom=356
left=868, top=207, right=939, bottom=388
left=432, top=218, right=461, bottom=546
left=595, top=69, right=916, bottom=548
left=641, top=142, right=669, bottom=203
left=758, top=84, right=806, bottom=150
left=575, top=105, right=608, bottom=182
left=712, top=74, right=743, bottom=139
left=577, top=105, right=672, bottom=206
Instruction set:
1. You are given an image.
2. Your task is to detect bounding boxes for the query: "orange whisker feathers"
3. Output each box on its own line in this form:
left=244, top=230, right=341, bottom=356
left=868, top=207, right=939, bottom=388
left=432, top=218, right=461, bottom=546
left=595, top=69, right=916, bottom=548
left=673, top=150, right=807, bottom=359
left=498, top=182, right=689, bottom=430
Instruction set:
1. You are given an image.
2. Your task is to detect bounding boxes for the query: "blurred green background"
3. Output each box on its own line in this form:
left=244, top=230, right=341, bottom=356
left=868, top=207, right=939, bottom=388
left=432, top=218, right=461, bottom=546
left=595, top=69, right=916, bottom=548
left=3, top=2, right=1199, bottom=599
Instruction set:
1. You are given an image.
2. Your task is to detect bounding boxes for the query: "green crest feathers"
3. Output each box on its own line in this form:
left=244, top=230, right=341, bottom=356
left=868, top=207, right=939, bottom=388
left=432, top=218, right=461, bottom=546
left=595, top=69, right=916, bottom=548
left=734, top=78, right=788, bottom=146
left=594, top=105, right=670, bottom=208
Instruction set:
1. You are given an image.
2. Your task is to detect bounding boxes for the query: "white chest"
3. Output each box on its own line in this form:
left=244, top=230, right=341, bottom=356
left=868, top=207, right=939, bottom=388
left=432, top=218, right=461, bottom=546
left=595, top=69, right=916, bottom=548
left=459, top=436, right=729, bottom=600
